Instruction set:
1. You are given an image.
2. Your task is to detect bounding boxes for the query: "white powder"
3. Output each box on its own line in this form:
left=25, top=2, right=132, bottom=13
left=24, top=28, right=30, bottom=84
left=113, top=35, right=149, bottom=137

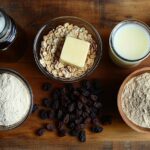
left=122, top=72, right=150, bottom=128
left=0, top=73, right=30, bottom=126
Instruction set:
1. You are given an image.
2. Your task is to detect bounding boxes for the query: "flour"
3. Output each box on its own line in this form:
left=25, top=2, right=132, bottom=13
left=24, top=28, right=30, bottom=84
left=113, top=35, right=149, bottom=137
left=0, top=73, right=30, bottom=126
left=122, top=72, right=150, bottom=128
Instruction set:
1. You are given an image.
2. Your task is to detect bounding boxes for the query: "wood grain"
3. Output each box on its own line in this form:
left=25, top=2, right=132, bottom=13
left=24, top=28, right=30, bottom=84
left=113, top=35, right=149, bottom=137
left=0, top=0, right=150, bottom=149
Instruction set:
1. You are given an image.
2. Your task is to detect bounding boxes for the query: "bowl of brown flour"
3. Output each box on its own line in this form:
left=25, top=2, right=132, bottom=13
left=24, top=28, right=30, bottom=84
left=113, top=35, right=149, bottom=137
left=118, top=67, right=150, bottom=133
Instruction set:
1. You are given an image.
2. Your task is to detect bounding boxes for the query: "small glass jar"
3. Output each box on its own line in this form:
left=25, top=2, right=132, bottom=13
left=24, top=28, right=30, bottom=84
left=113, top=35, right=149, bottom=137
left=109, top=20, right=150, bottom=68
left=0, top=9, right=17, bottom=51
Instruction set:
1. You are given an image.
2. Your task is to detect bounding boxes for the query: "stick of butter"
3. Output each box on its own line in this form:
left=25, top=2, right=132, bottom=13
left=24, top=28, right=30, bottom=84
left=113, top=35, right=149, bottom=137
left=60, top=36, right=90, bottom=68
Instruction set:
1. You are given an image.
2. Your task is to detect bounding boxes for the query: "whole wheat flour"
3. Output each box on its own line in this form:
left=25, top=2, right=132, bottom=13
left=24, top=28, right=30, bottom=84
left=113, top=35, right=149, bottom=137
left=122, top=72, right=150, bottom=128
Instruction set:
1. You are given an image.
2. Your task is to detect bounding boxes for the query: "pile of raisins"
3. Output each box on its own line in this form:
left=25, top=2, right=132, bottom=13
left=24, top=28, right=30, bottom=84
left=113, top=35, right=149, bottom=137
left=33, top=80, right=112, bottom=142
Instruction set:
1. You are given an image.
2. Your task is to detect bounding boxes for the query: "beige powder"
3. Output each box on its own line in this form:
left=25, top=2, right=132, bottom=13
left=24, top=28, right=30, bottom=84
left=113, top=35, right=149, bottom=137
left=122, top=72, right=150, bottom=128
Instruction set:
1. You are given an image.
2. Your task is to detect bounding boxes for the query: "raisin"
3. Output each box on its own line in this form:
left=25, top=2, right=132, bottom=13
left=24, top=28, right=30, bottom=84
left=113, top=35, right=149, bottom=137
left=52, top=100, right=59, bottom=110
left=45, top=124, right=55, bottom=131
left=67, top=122, right=75, bottom=130
left=90, top=112, right=96, bottom=119
left=52, top=90, right=60, bottom=100
left=75, top=124, right=85, bottom=130
left=57, top=121, right=64, bottom=130
left=68, top=103, right=75, bottom=112
left=91, top=126, right=103, bottom=133
left=57, top=110, right=63, bottom=120
left=90, top=95, right=98, bottom=101
left=80, top=95, right=87, bottom=104
left=84, top=117, right=91, bottom=124
left=69, top=114, right=76, bottom=122
left=39, top=110, right=48, bottom=120
left=32, top=104, right=38, bottom=113
left=84, top=105, right=91, bottom=114
left=70, top=94, right=77, bottom=101
left=92, top=118, right=100, bottom=126
left=63, top=114, right=69, bottom=124
left=47, top=110, right=55, bottom=119
left=77, top=101, right=83, bottom=110
left=36, top=128, right=46, bottom=136
left=81, top=80, right=91, bottom=90
left=94, top=102, right=102, bottom=108
left=75, top=118, right=83, bottom=125
left=61, top=87, right=67, bottom=94
left=42, top=98, right=50, bottom=107
left=69, top=130, right=79, bottom=136
left=42, top=83, right=52, bottom=91
left=81, top=88, right=90, bottom=97
left=91, top=107, right=98, bottom=113
left=58, top=129, right=67, bottom=137
left=76, top=110, right=82, bottom=117
left=82, top=112, right=88, bottom=119
left=78, top=130, right=86, bottom=142
left=73, top=90, right=80, bottom=96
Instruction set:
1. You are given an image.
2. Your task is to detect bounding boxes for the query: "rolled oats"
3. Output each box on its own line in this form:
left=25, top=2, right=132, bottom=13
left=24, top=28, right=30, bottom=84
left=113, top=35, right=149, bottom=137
left=39, top=23, right=97, bottom=79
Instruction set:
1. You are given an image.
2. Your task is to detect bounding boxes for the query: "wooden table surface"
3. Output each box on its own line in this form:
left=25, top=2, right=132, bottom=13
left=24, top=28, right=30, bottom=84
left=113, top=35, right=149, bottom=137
left=0, top=0, right=150, bottom=149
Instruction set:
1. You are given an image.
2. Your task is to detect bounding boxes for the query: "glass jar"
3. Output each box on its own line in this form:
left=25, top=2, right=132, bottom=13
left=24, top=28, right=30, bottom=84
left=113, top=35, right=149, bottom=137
left=0, top=9, right=27, bottom=62
left=0, top=9, right=17, bottom=50
left=109, top=20, right=150, bottom=68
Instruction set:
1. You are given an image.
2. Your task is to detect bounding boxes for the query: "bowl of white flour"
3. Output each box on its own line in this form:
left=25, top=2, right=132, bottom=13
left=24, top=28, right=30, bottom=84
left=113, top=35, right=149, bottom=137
left=118, top=67, right=150, bottom=133
left=0, top=68, right=33, bottom=130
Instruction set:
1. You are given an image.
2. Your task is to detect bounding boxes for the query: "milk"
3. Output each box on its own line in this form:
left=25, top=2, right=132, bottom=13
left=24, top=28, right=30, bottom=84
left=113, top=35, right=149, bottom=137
left=0, top=13, right=5, bottom=34
left=109, top=20, right=150, bottom=68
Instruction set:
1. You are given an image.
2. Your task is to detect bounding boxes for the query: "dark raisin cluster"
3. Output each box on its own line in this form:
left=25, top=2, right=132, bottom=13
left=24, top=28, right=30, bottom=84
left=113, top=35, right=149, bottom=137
left=33, top=80, right=112, bottom=142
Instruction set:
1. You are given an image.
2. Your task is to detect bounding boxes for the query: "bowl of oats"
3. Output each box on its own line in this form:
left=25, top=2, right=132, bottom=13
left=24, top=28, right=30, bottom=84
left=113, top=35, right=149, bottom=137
left=33, top=16, right=102, bottom=82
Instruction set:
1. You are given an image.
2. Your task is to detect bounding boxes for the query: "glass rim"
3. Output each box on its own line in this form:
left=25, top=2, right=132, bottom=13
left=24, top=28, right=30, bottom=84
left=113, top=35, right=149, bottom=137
left=0, top=68, right=33, bottom=131
left=33, top=16, right=103, bottom=83
left=109, top=19, right=150, bottom=62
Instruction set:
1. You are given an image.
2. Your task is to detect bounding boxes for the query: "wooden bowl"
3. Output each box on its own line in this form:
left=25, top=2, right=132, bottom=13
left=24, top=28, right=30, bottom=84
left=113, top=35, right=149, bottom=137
left=118, top=67, right=150, bottom=133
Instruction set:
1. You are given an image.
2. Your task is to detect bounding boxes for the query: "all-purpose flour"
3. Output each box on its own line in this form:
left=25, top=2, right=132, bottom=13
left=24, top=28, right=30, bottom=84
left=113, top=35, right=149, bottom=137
left=0, top=73, right=30, bottom=126
left=122, top=73, right=150, bottom=128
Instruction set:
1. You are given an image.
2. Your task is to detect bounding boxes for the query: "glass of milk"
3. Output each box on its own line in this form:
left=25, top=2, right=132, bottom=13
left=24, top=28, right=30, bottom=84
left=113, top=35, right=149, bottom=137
left=109, top=20, right=150, bottom=68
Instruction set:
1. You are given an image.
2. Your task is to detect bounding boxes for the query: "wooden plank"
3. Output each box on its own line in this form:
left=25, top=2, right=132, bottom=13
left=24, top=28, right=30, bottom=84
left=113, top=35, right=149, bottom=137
left=0, top=0, right=150, bottom=149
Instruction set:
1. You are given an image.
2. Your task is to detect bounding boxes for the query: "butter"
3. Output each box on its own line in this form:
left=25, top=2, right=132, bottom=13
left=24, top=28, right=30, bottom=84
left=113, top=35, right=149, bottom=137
left=60, top=36, right=90, bottom=68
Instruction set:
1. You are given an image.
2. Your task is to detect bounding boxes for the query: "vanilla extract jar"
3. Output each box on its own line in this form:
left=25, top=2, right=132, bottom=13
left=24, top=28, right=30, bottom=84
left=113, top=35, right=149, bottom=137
left=109, top=20, right=150, bottom=68
left=0, top=9, right=17, bottom=50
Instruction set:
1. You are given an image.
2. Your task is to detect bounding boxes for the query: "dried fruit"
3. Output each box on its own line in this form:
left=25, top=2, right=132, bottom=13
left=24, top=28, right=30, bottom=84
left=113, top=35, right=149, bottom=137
left=91, top=126, right=103, bottom=133
left=36, top=128, right=46, bottom=136
left=57, top=109, right=63, bottom=120
left=42, top=83, right=52, bottom=91
left=69, top=130, right=79, bottom=136
left=47, top=110, right=55, bottom=119
left=46, top=124, right=55, bottom=131
left=68, top=103, right=75, bottom=112
left=67, top=122, right=75, bottom=130
left=81, top=80, right=91, bottom=89
left=78, top=130, right=86, bottom=142
left=63, top=114, right=69, bottom=124
left=35, top=79, right=107, bottom=143
left=58, top=129, right=67, bottom=137
left=39, top=109, right=48, bottom=120
left=42, top=98, right=50, bottom=107
left=32, top=104, right=38, bottom=113
left=90, top=95, right=98, bottom=101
